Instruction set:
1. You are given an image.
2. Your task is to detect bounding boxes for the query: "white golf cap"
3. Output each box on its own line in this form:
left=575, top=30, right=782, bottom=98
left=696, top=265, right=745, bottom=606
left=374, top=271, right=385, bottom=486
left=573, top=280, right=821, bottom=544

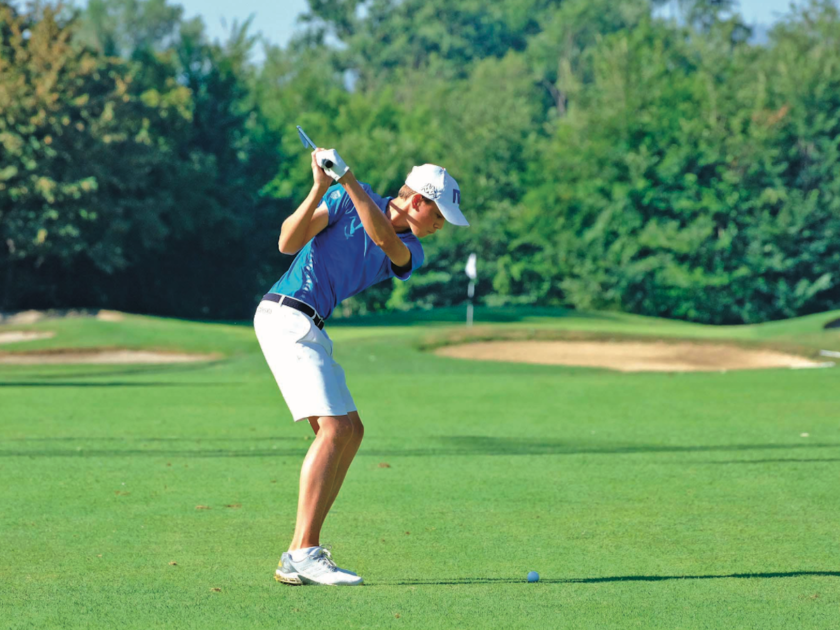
left=405, top=164, right=469, bottom=227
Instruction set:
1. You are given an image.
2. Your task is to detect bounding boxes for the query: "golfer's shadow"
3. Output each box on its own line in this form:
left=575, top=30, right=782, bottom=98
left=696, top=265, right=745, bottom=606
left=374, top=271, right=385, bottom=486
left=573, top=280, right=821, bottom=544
left=381, top=570, right=840, bottom=586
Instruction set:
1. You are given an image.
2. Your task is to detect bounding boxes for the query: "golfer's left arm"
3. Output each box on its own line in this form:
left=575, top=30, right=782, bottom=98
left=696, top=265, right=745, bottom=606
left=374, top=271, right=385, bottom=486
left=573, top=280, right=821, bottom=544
left=339, top=171, right=411, bottom=268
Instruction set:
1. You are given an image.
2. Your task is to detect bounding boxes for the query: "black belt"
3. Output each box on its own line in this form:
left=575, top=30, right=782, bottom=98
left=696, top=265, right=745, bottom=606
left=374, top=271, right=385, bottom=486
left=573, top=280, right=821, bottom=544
left=262, top=293, right=325, bottom=330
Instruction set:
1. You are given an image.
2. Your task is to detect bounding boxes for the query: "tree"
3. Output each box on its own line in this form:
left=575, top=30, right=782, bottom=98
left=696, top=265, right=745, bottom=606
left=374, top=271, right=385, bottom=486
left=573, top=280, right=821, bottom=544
left=301, top=0, right=563, bottom=89
left=1, top=1, right=283, bottom=318
left=77, top=0, right=184, bottom=58
left=0, top=2, right=189, bottom=309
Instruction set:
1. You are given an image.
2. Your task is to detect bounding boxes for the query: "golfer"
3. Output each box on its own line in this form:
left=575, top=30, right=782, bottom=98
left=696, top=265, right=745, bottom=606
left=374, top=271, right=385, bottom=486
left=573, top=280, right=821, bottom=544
left=254, top=147, right=469, bottom=586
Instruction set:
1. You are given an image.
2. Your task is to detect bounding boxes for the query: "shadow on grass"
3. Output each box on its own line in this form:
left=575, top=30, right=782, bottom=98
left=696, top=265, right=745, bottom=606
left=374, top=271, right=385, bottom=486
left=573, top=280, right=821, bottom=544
left=379, top=570, right=840, bottom=586
left=0, top=361, right=226, bottom=381
left=3, top=436, right=304, bottom=442
left=415, top=437, right=840, bottom=457
left=1, top=436, right=838, bottom=458
left=0, top=382, right=231, bottom=387
left=700, top=458, right=840, bottom=465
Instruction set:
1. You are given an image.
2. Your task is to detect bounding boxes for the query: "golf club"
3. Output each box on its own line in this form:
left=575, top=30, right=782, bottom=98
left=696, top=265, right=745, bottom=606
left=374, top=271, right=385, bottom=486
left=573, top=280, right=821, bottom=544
left=297, top=125, right=334, bottom=170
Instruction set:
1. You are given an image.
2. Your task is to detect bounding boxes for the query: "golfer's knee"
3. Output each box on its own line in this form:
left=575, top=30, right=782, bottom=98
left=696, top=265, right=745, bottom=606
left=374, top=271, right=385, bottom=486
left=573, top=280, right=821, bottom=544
left=318, top=415, right=354, bottom=444
left=348, top=411, right=364, bottom=443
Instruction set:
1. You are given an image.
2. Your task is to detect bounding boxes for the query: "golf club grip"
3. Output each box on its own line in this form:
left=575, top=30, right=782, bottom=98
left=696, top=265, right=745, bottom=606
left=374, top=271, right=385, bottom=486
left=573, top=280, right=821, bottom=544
left=321, top=159, right=334, bottom=169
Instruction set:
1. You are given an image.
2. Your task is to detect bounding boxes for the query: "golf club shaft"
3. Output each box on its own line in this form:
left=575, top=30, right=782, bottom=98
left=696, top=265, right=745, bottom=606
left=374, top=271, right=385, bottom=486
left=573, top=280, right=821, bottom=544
left=297, top=126, right=334, bottom=169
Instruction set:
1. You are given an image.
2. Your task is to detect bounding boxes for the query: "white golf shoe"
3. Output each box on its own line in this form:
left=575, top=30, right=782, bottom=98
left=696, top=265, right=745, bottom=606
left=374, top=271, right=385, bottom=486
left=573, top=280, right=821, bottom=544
left=275, top=546, right=363, bottom=586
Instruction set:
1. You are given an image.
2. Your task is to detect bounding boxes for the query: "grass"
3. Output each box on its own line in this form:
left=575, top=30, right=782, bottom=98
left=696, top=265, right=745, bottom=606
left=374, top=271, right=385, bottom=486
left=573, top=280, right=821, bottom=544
left=1, top=306, right=839, bottom=629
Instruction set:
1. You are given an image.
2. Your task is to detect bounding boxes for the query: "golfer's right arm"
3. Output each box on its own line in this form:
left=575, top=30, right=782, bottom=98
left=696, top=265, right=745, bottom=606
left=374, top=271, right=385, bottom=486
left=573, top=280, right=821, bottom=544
left=278, top=152, right=332, bottom=255
left=278, top=185, right=329, bottom=254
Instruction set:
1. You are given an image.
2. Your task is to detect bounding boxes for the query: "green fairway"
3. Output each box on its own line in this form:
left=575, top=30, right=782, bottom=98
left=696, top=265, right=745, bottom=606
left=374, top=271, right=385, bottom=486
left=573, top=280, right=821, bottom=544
left=1, top=308, right=839, bottom=629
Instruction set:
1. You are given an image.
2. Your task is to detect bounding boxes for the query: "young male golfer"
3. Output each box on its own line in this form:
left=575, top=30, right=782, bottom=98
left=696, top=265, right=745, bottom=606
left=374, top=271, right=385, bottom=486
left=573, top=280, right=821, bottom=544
left=254, top=147, right=469, bottom=586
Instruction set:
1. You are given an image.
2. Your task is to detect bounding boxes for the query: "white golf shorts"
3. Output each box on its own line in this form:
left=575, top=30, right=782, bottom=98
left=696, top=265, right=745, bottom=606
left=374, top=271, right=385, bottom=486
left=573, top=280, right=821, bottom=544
left=254, top=299, right=356, bottom=422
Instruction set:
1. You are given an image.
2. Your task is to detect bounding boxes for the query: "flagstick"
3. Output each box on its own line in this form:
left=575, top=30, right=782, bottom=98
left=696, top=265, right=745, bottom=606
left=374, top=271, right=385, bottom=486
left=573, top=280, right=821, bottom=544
left=467, top=280, right=475, bottom=327
left=465, top=252, right=477, bottom=328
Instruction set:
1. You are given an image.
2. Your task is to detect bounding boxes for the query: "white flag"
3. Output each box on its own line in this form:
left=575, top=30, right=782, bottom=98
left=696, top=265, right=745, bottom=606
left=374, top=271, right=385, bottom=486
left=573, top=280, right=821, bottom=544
left=465, top=253, right=477, bottom=280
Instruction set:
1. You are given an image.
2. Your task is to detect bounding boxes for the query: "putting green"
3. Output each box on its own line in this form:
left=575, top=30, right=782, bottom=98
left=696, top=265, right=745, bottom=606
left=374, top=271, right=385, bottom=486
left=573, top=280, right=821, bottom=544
left=1, top=307, right=839, bottom=629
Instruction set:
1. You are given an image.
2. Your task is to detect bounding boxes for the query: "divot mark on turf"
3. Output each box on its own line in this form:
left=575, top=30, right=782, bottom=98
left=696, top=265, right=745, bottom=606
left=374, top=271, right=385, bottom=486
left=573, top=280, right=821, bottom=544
left=436, top=340, right=827, bottom=372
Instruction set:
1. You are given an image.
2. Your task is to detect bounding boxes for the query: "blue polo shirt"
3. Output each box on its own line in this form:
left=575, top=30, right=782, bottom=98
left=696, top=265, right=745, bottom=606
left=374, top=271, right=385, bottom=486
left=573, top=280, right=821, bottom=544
left=268, top=183, right=425, bottom=321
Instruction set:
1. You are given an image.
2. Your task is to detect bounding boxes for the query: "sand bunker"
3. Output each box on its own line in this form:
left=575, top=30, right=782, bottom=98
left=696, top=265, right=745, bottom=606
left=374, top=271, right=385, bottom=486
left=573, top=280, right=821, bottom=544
left=0, top=331, right=55, bottom=344
left=435, top=340, right=828, bottom=372
left=96, top=310, right=125, bottom=322
left=0, top=309, right=126, bottom=324
left=0, top=350, right=217, bottom=365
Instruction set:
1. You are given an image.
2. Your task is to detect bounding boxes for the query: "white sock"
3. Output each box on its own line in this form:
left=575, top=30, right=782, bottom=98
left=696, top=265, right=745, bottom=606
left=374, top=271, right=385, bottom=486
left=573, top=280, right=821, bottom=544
left=290, top=546, right=319, bottom=562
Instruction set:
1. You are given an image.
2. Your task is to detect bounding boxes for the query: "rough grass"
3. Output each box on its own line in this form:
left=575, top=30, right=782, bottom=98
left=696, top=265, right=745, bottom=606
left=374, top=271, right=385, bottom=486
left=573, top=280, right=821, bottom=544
left=1, top=307, right=839, bottom=629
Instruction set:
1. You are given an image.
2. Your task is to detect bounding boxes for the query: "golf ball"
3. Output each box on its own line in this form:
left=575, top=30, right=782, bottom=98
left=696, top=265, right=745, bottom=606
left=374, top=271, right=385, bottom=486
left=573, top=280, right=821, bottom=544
left=527, top=571, right=540, bottom=583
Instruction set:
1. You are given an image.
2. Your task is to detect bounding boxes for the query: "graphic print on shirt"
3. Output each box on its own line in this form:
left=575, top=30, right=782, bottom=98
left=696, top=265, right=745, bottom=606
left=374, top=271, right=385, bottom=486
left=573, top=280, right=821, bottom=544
left=344, top=217, right=363, bottom=240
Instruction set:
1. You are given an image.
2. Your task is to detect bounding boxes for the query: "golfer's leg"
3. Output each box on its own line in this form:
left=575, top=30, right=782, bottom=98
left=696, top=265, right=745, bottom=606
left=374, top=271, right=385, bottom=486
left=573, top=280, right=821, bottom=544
left=288, top=415, right=354, bottom=551
left=320, top=410, right=364, bottom=518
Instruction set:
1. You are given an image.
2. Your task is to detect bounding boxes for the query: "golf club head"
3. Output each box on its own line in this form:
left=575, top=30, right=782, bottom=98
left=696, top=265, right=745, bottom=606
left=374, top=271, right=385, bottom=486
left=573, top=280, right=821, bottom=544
left=297, top=126, right=316, bottom=149
left=296, top=125, right=334, bottom=169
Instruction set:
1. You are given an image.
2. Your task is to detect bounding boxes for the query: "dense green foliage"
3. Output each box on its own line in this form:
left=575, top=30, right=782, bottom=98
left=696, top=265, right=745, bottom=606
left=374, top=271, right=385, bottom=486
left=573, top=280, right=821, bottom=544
left=1, top=0, right=839, bottom=322
left=0, top=1, right=283, bottom=318
left=2, top=311, right=840, bottom=627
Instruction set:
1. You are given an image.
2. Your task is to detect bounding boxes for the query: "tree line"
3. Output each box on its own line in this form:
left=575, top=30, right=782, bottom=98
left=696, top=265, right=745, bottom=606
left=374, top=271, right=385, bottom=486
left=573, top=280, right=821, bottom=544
left=1, top=0, right=838, bottom=323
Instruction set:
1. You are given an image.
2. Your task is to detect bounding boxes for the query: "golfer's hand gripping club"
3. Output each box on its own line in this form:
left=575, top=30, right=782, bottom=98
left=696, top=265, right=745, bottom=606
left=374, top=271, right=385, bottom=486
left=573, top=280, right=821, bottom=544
left=310, top=150, right=333, bottom=189
left=314, top=148, right=349, bottom=181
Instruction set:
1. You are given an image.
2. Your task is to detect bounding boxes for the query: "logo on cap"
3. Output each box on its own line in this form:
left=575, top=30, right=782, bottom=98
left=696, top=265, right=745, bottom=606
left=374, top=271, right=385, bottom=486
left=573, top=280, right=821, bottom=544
left=420, top=183, right=441, bottom=200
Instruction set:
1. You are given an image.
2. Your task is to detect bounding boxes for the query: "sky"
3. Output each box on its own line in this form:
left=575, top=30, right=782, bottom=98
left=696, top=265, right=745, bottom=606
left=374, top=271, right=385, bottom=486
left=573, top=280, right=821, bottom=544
left=81, top=0, right=806, bottom=54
